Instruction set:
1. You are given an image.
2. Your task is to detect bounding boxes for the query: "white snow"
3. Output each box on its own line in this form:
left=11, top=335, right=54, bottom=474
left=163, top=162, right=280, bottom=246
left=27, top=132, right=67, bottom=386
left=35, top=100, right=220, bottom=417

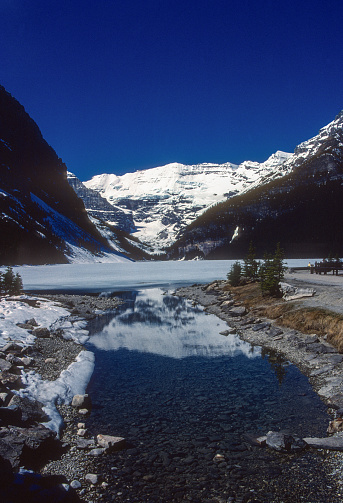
left=83, top=152, right=292, bottom=252
left=0, top=293, right=95, bottom=434
left=0, top=295, right=69, bottom=347
left=19, top=351, right=95, bottom=434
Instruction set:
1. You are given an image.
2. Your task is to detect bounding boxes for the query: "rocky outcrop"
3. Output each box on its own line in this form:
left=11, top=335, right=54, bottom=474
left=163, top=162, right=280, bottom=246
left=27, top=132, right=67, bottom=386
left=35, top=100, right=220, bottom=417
left=0, top=85, right=120, bottom=265
left=67, top=172, right=135, bottom=233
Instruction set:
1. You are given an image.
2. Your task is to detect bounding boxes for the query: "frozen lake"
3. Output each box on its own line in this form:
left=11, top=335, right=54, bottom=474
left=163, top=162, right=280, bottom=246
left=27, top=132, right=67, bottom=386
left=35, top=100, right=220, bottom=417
left=16, top=258, right=311, bottom=293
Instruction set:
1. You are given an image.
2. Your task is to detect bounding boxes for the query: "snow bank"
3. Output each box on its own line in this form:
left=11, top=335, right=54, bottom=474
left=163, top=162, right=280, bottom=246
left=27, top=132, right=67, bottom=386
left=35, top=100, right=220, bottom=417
left=0, top=294, right=95, bottom=434
left=19, top=351, right=95, bottom=434
left=0, top=295, right=69, bottom=347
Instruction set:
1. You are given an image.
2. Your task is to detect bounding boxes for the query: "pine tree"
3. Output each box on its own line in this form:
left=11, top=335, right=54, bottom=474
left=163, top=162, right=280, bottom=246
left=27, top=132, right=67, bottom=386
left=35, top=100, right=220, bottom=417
left=242, top=241, right=259, bottom=280
left=1, top=267, right=23, bottom=295
left=227, top=261, right=242, bottom=287
left=259, top=243, right=285, bottom=297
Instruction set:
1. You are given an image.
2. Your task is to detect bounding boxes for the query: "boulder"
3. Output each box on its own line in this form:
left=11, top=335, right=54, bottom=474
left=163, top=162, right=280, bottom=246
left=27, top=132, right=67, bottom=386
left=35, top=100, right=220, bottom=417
left=71, top=394, right=91, bottom=409
left=0, top=358, right=13, bottom=372
left=96, top=434, right=126, bottom=452
left=0, top=343, right=23, bottom=354
left=32, top=327, right=51, bottom=338
left=0, top=424, right=58, bottom=469
left=228, top=306, right=247, bottom=317
left=8, top=395, right=49, bottom=424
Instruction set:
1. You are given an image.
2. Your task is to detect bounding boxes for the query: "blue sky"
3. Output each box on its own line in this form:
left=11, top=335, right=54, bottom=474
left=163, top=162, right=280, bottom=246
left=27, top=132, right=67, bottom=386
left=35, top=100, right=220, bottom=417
left=1, top=0, right=343, bottom=181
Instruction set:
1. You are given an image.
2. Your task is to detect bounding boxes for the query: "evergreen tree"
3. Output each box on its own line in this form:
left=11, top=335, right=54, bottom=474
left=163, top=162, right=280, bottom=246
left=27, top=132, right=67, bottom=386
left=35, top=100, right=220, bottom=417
left=13, top=273, right=23, bottom=294
left=3, top=266, right=15, bottom=294
left=227, top=261, right=242, bottom=287
left=0, top=267, right=23, bottom=295
left=259, top=243, right=285, bottom=297
left=242, top=241, right=259, bottom=280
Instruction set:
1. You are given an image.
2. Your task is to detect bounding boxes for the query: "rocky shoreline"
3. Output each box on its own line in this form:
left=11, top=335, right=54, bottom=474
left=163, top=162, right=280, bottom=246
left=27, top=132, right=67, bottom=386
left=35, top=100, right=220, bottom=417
left=175, top=275, right=343, bottom=494
left=2, top=277, right=343, bottom=502
left=0, top=293, right=124, bottom=502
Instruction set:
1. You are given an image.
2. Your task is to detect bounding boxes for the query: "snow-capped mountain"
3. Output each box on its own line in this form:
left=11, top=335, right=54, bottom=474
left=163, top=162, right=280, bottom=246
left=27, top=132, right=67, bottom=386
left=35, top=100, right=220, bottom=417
left=83, top=151, right=292, bottom=252
left=170, top=111, right=343, bottom=259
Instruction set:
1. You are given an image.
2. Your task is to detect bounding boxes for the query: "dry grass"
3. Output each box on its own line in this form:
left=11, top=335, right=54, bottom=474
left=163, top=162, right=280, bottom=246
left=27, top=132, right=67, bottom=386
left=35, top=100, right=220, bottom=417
left=224, top=281, right=343, bottom=352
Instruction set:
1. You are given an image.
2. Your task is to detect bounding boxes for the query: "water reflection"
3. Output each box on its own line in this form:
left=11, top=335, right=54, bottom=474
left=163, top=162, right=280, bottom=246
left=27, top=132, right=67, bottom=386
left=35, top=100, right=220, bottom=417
left=88, top=288, right=260, bottom=359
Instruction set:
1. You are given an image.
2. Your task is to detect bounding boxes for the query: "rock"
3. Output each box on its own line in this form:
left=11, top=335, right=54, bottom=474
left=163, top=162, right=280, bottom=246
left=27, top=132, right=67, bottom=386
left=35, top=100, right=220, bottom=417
left=96, top=434, right=126, bottom=451
left=252, top=322, right=271, bottom=332
left=213, top=453, right=225, bottom=462
left=0, top=342, right=22, bottom=354
left=219, top=330, right=229, bottom=336
left=75, top=438, right=95, bottom=450
left=8, top=395, right=49, bottom=423
left=77, top=422, right=86, bottom=429
left=220, top=300, right=234, bottom=308
left=310, top=365, right=334, bottom=376
left=0, top=358, right=12, bottom=372
left=304, top=436, right=343, bottom=450
left=85, top=473, right=98, bottom=484
left=266, top=431, right=307, bottom=452
left=0, top=372, right=22, bottom=389
left=70, top=480, right=82, bottom=489
left=71, top=394, right=91, bottom=409
left=228, top=306, right=247, bottom=317
left=6, top=354, right=22, bottom=366
left=326, top=354, right=343, bottom=364
left=268, top=327, right=283, bottom=337
left=45, top=357, right=57, bottom=364
left=26, top=318, right=38, bottom=327
left=16, top=323, right=35, bottom=330
left=78, top=408, right=89, bottom=415
left=0, top=424, right=58, bottom=469
left=0, top=392, right=11, bottom=407
left=77, top=428, right=87, bottom=437
left=0, top=405, right=22, bottom=425
left=328, top=394, right=343, bottom=409
left=327, top=419, right=343, bottom=434
left=20, top=357, right=34, bottom=367
left=306, top=342, right=336, bottom=354
left=303, top=334, right=319, bottom=344
left=32, top=327, right=51, bottom=338
left=87, top=448, right=105, bottom=456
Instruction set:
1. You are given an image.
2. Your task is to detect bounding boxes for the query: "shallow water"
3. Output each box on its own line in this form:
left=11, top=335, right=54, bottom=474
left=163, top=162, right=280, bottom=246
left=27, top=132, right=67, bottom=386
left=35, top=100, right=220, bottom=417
left=85, top=288, right=337, bottom=502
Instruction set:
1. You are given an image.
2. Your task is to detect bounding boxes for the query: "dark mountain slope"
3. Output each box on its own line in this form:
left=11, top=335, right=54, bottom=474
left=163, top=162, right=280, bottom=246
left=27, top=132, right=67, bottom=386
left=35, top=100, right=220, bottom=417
left=169, top=112, right=343, bottom=259
left=0, top=85, right=119, bottom=264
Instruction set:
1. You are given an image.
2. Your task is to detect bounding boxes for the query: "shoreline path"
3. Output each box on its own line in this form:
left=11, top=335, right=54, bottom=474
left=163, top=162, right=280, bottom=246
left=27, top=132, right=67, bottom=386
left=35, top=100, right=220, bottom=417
left=284, top=270, right=343, bottom=315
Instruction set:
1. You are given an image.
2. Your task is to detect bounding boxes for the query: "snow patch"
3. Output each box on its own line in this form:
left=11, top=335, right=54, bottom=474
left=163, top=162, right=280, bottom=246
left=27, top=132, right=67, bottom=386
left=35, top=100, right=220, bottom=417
left=18, top=351, right=95, bottom=434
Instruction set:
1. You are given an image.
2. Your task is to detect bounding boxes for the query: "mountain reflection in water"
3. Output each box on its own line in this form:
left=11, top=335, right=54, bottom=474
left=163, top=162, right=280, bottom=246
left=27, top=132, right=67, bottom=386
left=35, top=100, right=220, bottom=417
left=88, top=288, right=260, bottom=359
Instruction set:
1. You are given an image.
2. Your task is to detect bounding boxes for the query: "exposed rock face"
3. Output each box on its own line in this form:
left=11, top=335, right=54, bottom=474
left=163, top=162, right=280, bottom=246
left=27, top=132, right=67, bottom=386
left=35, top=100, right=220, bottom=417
left=0, top=85, right=121, bottom=265
left=67, top=172, right=135, bottom=233
left=170, top=111, right=343, bottom=259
